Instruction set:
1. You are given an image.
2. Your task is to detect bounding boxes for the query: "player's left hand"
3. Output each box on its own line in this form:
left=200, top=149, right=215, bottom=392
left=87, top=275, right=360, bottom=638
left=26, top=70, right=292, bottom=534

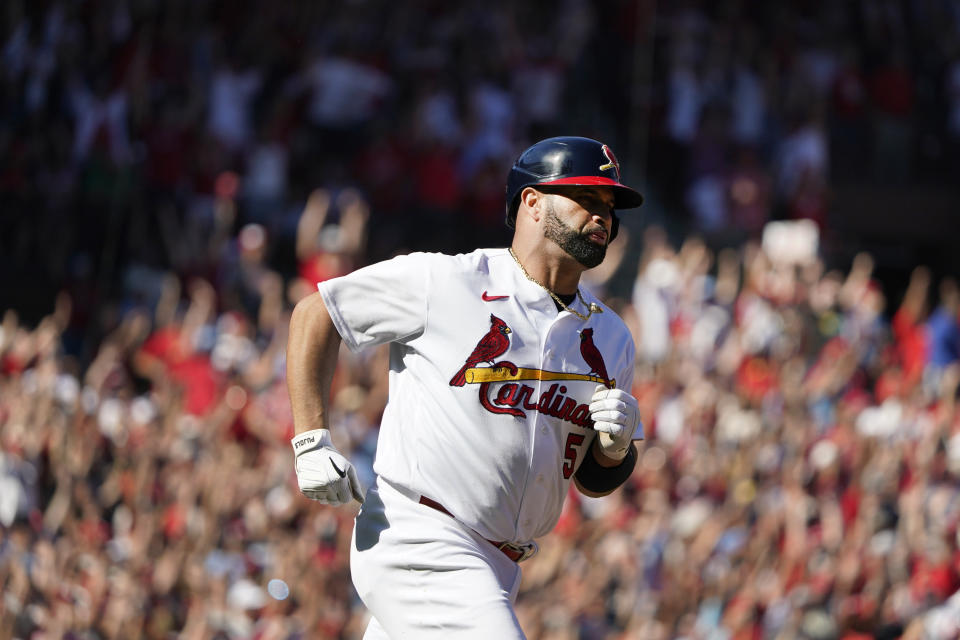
left=589, top=384, right=642, bottom=461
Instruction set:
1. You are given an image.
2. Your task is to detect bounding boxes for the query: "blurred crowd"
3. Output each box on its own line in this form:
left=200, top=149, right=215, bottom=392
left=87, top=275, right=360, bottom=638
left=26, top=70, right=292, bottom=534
left=4, top=224, right=960, bottom=639
left=4, top=0, right=960, bottom=639
left=4, top=0, right=960, bottom=329
left=647, top=0, right=960, bottom=249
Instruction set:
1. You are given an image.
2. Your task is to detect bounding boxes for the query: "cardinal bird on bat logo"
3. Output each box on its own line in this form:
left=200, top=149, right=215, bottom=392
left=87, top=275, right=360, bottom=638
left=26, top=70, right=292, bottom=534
left=449, top=315, right=512, bottom=387
left=579, top=328, right=612, bottom=388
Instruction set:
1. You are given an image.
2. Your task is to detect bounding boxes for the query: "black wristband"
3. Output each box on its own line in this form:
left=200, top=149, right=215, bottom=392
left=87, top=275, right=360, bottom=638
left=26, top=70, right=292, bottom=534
left=574, top=442, right=637, bottom=493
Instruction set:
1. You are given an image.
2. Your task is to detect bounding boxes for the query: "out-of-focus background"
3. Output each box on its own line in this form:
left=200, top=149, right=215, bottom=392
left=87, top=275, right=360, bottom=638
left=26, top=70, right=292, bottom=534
left=1, top=1, right=959, bottom=638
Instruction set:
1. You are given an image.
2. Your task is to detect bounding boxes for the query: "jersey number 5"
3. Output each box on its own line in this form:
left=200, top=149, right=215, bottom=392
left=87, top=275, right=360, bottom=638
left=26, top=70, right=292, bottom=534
left=563, top=432, right=585, bottom=479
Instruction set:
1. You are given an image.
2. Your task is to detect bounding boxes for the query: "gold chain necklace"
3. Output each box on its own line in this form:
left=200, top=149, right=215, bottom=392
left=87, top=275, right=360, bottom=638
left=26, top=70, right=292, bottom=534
left=508, top=248, right=601, bottom=321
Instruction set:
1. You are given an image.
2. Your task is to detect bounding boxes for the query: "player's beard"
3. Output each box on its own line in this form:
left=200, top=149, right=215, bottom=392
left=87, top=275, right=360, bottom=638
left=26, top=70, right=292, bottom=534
left=543, top=201, right=607, bottom=269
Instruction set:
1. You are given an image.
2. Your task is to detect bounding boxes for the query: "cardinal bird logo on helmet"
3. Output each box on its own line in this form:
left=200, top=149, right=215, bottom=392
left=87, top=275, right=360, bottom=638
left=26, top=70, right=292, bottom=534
left=598, top=145, right=620, bottom=179
left=449, top=315, right=512, bottom=387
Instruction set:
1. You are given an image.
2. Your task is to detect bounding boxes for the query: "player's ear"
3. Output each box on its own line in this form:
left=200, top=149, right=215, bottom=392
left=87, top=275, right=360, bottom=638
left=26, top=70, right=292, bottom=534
left=519, top=187, right=543, bottom=223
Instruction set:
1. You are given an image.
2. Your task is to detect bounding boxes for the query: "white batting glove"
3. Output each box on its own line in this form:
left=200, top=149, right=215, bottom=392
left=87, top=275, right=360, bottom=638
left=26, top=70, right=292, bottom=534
left=291, top=429, right=365, bottom=505
left=589, top=385, right=643, bottom=461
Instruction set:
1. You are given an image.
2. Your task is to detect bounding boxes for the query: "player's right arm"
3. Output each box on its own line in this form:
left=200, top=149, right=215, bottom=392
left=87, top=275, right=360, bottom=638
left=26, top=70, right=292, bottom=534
left=286, top=291, right=364, bottom=505
left=287, top=252, right=432, bottom=504
left=288, top=292, right=340, bottom=432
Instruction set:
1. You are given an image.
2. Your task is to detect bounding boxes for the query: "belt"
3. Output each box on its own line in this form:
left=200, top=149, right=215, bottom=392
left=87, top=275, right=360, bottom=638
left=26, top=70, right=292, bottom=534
left=418, top=496, right=537, bottom=563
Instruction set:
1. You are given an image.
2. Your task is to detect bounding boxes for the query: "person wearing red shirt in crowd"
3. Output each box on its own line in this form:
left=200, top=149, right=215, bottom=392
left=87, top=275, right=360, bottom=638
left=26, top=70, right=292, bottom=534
left=135, top=279, right=223, bottom=417
left=891, top=266, right=930, bottom=393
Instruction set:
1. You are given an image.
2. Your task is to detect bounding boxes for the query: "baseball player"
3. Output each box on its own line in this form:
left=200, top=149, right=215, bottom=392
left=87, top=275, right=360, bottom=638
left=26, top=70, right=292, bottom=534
left=287, top=136, right=644, bottom=638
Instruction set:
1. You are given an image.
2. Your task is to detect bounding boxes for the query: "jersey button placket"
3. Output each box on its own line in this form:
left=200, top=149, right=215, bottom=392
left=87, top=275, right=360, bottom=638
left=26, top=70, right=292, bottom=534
left=542, top=347, right=553, bottom=439
left=515, top=313, right=555, bottom=539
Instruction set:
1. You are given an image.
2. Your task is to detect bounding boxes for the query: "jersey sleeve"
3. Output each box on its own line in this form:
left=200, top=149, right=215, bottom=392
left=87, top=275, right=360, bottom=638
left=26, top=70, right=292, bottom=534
left=317, top=252, right=431, bottom=351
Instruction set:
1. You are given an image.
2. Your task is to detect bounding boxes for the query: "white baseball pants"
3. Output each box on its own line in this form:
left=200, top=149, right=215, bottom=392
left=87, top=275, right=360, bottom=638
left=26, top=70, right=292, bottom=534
left=350, top=477, right=525, bottom=639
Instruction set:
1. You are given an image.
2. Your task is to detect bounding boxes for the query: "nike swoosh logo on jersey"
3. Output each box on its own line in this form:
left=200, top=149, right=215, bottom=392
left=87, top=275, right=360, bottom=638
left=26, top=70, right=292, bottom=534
left=482, top=291, right=510, bottom=301
left=329, top=459, right=346, bottom=478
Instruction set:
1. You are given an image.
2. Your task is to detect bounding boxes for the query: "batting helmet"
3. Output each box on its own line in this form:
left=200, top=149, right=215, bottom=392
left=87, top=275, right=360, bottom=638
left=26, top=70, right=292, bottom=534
left=505, top=136, right=643, bottom=241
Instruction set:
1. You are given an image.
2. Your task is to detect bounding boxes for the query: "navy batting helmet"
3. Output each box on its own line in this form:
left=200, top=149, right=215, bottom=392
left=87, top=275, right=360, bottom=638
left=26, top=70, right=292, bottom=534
left=505, top=136, right=643, bottom=241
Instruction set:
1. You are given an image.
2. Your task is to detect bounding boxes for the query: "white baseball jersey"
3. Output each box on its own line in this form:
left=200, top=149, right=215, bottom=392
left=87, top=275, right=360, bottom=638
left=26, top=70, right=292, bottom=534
left=318, top=248, right=639, bottom=543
